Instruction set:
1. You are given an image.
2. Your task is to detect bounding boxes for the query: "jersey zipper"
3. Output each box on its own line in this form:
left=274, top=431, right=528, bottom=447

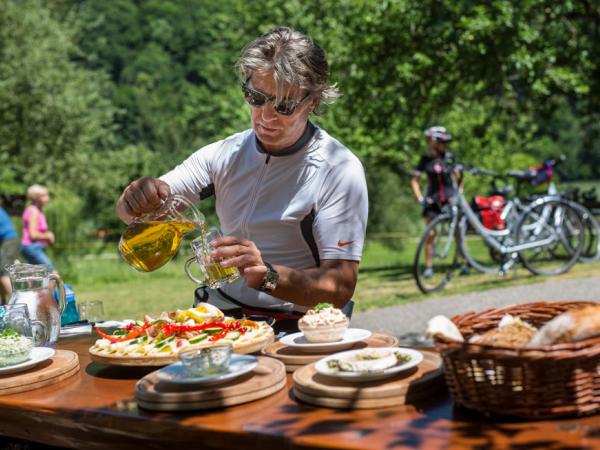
left=241, top=154, right=270, bottom=239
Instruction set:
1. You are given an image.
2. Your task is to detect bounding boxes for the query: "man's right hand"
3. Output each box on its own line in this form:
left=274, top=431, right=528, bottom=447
left=116, top=177, right=171, bottom=224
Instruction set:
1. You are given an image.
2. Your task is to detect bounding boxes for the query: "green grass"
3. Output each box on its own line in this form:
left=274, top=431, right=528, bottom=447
left=63, top=238, right=600, bottom=321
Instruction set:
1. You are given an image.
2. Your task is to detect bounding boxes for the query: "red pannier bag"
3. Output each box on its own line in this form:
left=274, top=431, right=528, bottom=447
left=472, top=195, right=506, bottom=230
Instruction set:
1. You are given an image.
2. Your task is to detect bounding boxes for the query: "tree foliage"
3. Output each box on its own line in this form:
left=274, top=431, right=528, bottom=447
left=1, top=0, right=598, bottom=240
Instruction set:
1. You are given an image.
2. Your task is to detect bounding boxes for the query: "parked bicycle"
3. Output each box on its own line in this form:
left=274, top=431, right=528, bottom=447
left=413, top=162, right=585, bottom=294
left=461, top=158, right=600, bottom=272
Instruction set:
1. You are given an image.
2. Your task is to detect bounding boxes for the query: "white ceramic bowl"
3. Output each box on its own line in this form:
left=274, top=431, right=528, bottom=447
left=0, top=334, right=34, bottom=367
left=298, top=320, right=350, bottom=343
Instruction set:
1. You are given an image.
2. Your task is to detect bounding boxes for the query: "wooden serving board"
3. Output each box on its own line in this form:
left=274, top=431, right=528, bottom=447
left=138, top=377, right=287, bottom=411
left=262, top=333, right=399, bottom=368
left=0, top=350, right=80, bottom=396
left=284, top=364, right=304, bottom=373
left=293, top=386, right=437, bottom=409
left=135, top=356, right=285, bottom=411
left=292, top=350, right=445, bottom=409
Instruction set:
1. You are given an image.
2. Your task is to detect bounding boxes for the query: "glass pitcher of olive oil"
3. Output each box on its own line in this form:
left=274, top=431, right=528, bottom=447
left=118, top=194, right=206, bottom=272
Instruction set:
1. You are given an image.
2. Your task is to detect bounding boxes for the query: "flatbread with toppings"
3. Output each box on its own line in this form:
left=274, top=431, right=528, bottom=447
left=89, top=303, right=275, bottom=366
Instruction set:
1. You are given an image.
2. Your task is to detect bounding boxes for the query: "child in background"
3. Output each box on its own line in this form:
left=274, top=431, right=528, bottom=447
left=21, top=185, right=56, bottom=272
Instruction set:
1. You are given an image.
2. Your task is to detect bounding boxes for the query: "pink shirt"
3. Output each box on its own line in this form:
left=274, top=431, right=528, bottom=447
left=21, top=205, right=48, bottom=246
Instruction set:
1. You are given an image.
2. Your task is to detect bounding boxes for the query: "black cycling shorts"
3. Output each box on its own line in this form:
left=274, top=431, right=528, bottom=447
left=422, top=204, right=443, bottom=220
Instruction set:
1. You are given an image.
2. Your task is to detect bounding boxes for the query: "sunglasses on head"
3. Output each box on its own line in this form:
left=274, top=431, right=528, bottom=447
left=241, top=78, right=310, bottom=116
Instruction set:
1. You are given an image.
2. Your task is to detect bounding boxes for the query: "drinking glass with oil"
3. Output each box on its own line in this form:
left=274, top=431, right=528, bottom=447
left=118, top=194, right=206, bottom=272
left=184, top=229, right=240, bottom=289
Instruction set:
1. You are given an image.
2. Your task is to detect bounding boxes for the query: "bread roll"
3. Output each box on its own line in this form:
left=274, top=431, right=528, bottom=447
left=469, top=324, right=536, bottom=347
left=426, top=315, right=464, bottom=342
left=529, top=304, right=600, bottom=346
left=469, top=315, right=537, bottom=348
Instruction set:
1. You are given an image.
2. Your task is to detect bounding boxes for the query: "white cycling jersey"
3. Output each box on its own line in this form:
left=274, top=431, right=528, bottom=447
left=161, top=124, right=368, bottom=312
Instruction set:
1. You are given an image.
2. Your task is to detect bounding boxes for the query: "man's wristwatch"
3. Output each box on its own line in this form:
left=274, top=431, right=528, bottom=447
left=257, top=261, right=279, bottom=293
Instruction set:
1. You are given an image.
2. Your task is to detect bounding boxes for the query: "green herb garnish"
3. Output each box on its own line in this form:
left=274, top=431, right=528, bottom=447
left=314, top=303, right=333, bottom=313
left=0, top=329, right=20, bottom=338
left=395, top=352, right=412, bottom=364
left=327, top=359, right=340, bottom=371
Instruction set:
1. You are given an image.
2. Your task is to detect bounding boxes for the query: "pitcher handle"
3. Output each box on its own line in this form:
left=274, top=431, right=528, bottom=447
left=50, top=273, right=66, bottom=315
left=31, top=319, right=47, bottom=346
left=184, top=257, right=207, bottom=286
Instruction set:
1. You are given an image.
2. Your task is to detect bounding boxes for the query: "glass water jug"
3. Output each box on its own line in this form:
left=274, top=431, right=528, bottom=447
left=7, top=263, right=66, bottom=345
left=118, top=194, right=206, bottom=272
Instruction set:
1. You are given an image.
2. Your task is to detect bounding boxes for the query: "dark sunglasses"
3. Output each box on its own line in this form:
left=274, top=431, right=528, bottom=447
left=241, top=79, right=310, bottom=116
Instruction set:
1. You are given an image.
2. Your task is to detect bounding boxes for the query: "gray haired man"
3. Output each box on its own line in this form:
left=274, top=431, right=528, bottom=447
left=117, top=27, right=368, bottom=332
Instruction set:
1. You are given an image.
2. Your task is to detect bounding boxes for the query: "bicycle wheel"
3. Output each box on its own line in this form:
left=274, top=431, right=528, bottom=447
left=571, top=203, right=600, bottom=263
left=458, top=216, right=507, bottom=273
left=414, top=214, right=458, bottom=293
left=515, top=198, right=584, bottom=275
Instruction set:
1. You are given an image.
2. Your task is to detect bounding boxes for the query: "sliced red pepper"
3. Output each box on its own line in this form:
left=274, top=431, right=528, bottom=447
left=208, top=321, right=247, bottom=342
left=159, top=321, right=227, bottom=337
left=123, top=322, right=137, bottom=331
left=95, top=327, right=117, bottom=342
left=209, top=329, right=229, bottom=342
left=97, top=318, right=253, bottom=344
left=95, top=322, right=151, bottom=344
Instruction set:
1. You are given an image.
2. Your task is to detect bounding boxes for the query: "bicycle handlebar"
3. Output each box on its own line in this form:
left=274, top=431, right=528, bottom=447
left=451, top=162, right=500, bottom=178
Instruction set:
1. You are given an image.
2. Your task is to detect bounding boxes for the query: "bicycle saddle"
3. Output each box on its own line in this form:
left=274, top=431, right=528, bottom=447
left=506, top=170, right=536, bottom=182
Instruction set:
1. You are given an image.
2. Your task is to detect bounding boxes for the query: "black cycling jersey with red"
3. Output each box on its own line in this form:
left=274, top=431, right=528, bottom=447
left=414, top=151, right=456, bottom=205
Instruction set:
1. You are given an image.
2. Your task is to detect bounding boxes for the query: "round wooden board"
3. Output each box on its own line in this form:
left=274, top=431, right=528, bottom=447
left=293, top=349, right=444, bottom=403
left=262, top=332, right=399, bottom=366
left=135, top=356, right=285, bottom=405
left=89, top=333, right=275, bottom=367
left=293, top=385, right=436, bottom=409
left=0, top=350, right=80, bottom=396
left=138, top=377, right=287, bottom=411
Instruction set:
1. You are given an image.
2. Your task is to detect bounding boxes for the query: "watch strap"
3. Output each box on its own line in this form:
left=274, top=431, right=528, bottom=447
left=257, top=261, right=278, bottom=293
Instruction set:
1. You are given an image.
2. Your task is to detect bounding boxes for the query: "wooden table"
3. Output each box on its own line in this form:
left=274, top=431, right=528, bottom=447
left=0, top=336, right=599, bottom=450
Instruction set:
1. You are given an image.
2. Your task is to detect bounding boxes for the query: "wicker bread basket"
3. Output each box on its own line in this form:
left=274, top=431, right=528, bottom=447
left=434, top=301, right=600, bottom=419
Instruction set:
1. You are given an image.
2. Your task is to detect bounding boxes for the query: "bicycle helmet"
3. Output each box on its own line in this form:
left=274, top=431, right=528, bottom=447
left=424, top=126, right=452, bottom=143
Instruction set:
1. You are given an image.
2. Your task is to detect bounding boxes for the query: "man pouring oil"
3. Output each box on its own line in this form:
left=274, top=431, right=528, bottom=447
left=116, top=27, right=368, bottom=333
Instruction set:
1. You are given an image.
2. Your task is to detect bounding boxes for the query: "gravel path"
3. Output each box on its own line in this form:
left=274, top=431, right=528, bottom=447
left=351, top=277, right=600, bottom=345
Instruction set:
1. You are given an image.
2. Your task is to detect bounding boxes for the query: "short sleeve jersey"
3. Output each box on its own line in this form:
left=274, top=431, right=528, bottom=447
left=413, top=151, right=456, bottom=204
left=161, top=125, right=369, bottom=312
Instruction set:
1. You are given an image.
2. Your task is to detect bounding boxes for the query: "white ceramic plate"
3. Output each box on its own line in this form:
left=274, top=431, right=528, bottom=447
left=315, top=347, right=423, bottom=382
left=279, top=328, right=372, bottom=353
left=156, top=354, right=258, bottom=385
left=0, top=347, right=56, bottom=376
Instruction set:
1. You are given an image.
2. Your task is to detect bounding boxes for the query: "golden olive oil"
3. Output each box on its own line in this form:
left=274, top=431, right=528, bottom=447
left=119, top=220, right=196, bottom=272
left=203, top=262, right=240, bottom=287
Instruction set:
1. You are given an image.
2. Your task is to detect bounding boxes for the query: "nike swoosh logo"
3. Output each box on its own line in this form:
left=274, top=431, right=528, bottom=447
left=337, top=240, right=354, bottom=247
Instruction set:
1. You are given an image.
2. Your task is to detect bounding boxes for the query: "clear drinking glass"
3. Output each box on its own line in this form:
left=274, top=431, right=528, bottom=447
left=178, top=344, right=233, bottom=376
left=184, top=228, right=240, bottom=289
left=77, top=300, right=105, bottom=323
left=0, top=304, right=44, bottom=365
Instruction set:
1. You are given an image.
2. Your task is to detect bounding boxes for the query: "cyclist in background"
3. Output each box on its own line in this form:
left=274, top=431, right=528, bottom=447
left=411, top=126, right=467, bottom=278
